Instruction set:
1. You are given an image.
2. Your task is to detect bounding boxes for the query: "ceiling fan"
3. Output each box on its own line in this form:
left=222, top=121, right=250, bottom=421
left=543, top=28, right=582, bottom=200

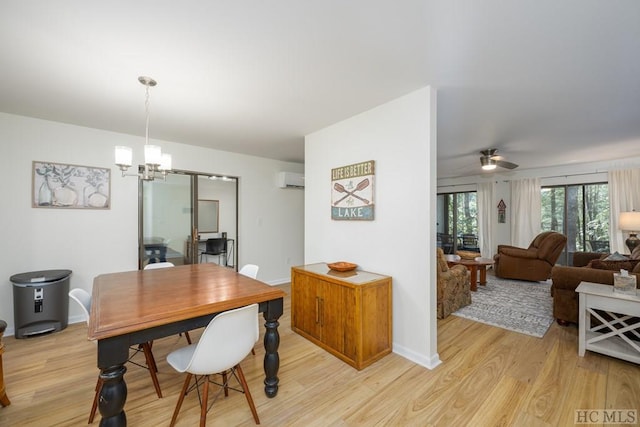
left=480, top=148, right=519, bottom=171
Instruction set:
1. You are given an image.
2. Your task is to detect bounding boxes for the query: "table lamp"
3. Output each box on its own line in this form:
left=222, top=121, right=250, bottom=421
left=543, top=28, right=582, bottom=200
left=618, top=211, right=640, bottom=253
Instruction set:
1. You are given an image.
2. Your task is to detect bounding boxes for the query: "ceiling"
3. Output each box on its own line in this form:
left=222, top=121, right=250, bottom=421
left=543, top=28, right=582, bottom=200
left=2, top=1, right=640, bottom=178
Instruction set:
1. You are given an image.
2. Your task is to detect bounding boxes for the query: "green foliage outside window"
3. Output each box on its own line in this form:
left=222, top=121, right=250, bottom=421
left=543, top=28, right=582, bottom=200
left=541, top=183, right=609, bottom=255
left=448, top=192, right=477, bottom=235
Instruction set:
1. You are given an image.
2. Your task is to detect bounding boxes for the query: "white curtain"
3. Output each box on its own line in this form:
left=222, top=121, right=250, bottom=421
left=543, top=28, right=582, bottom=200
left=477, top=181, right=495, bottom=257
left=608, top=169, right=640, bottom=253
left=510, top=178, right=541, bottom=247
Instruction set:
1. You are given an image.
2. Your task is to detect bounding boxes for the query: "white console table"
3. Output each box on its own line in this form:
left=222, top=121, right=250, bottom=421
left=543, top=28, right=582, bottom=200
left=576, top=281, right=640, bottom=364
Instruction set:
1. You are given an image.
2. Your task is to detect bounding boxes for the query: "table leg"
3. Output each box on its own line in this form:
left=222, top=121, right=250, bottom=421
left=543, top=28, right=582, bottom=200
left=97, top=338, right=129, bottom=426
left=0, top=347, right=9, bottom=407
left=479, top=266, right=488, bottom=286
left=578, top=293, right=586, bottom=357
left=0, top=391, right=8, bottom=407
left=469, top=265, right=478, bottom=292
left=262, top=297, right=284, bottom=397
left=98, top=365, right=127, bottom=426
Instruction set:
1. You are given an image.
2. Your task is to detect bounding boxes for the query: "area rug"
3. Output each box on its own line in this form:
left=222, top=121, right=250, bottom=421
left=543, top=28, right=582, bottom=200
left=452, top=275, right=554, bottom=338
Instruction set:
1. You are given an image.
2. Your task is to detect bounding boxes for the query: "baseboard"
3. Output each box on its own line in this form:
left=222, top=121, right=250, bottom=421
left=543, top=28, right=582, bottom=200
left=392, top=342, right=442, bottom=370
left=265, top=277, right=291, bottom=286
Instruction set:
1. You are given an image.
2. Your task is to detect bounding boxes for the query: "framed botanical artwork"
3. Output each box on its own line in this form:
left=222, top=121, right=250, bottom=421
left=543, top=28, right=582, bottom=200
left=331, top=160, right=375, bottom=220
left=32, top=161, right=111, bottom=209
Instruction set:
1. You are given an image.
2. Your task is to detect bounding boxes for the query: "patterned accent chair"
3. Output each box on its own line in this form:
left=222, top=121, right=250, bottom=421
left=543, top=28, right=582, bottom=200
left=494, top=231, right=567, bottom=282
left=436, top=248, right=471, bottom=319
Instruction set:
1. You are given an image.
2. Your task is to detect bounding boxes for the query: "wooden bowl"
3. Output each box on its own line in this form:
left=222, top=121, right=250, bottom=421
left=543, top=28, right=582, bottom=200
left=327, top=262, right=358, bottom=272
left=456, top=250, right=481, bottom=260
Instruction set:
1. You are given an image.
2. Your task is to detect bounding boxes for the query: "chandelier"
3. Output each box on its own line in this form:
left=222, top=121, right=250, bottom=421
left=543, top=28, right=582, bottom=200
left=115, top=76, right=172, bottom=180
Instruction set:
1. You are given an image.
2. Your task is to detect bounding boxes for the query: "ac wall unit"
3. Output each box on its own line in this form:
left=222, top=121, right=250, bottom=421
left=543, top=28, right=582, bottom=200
left=277, top=172, right=305, bottom=189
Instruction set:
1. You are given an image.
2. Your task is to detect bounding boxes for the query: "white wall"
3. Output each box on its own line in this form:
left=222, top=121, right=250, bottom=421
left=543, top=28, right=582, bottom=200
left=437, top=156, right=640, bottom=254
left=0, top=112, right=304, bottom=335
left=304, top=87, right=441, bottom=369
left=197, top=177, right=237, bottom=241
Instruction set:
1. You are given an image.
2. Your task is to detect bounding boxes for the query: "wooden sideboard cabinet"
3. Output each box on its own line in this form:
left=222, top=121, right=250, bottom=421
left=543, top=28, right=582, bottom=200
left=291, top=263, right=392, bottom=370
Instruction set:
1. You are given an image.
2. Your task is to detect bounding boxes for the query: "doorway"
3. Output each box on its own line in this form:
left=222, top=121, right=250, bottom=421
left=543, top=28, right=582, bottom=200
left=138, top=170, right=238, bottom=269
left=437, top=191, right=479, bottom=254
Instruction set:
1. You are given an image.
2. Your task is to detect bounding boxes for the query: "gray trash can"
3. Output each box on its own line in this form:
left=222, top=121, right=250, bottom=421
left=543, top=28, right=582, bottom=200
left=10, top=269, right=72, bottom=338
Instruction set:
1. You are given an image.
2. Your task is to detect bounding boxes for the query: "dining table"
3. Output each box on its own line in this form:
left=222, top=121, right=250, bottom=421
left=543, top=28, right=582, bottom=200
left=88, top=263, right=286, bottom=426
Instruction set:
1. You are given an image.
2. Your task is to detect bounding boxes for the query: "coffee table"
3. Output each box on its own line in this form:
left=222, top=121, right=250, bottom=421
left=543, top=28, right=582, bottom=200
left=445, top=254, right=495, bottom=292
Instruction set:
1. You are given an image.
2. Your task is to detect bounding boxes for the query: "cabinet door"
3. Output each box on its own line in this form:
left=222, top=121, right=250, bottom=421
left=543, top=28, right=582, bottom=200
left=320, top=282, right=357, bottom=361
left=291, top=272, right=322, bottom=340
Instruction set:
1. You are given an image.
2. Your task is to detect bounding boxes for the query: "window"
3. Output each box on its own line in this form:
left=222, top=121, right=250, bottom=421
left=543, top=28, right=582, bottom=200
left=437, top=191, right=478, bottom=254
left=541, top=183, right=609, bottom=265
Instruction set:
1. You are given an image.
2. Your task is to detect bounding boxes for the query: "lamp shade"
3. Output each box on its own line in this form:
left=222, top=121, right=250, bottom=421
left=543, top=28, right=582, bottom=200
left=115, top=146, right=133, bottom=168
left=618, top=211, right=640, bottom=232
left=144, top=145, right=162, bottom=166
left=159, top=153, right=172, bottom=171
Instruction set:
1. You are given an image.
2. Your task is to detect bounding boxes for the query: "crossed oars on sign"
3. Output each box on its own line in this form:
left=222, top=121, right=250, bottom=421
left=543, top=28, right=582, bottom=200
left=333, top=178, right=370, bottom=206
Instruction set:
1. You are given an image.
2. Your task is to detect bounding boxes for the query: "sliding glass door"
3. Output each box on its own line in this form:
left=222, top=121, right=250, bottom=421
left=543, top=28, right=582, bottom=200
left=139, top=171, right=238, bottom=269
left=140, top=173, right=193, bottom=268
left=437, top=191, right=478, bottom=254
left=541, top=182, right=609, bottom=265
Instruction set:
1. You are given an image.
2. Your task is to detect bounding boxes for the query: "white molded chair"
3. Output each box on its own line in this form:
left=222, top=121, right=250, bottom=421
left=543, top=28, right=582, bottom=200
left=144, top=261, right=175, bottom=270
left=69, top=288, right=92, bottom=320
left=238, top=264, right=260, bottom=355
left=143, top=262, right=192, bottom=344
left=238, top=264, right=259, bottom=279
left=166, top=303, right=260, bottom=426
left=69, top=288, right=163, bottom=424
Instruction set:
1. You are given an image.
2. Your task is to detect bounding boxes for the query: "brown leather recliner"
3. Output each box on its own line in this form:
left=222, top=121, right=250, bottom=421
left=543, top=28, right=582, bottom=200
left=494, top=231, right=567, bottom=281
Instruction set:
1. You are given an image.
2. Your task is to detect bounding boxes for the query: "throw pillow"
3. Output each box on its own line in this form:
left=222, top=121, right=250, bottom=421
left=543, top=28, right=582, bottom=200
left=631, top=245, right=640, bottom=260
left=604, top=251, right=629, bottom=261
left=590, top=259, right=640, bottom=272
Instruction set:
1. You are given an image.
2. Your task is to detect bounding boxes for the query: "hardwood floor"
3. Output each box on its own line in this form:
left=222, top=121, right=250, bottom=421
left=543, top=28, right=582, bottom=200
left=1, top=283, right=639, bottom=426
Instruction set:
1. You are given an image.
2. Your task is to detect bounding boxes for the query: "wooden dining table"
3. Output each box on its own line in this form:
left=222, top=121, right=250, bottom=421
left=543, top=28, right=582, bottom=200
left=88, top=263, right=286, bottom=426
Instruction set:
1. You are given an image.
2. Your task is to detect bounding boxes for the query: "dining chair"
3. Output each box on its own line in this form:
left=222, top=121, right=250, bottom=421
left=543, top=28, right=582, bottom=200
left=461, top=233, right=479, bottom=252
left=238, top=264, right=260, bottom=355
left=200, top=238, right=227, bottom=265
left=0, top=319, right=10, bottom=407
left=166, top=303, right=260, bottom=426
left=437, top=233, right=454, bottom=254
left=143, top=262, right=191, bottom=344
left=144, top=261, right=175, bottom=269
left=69, top=288, right=163, bottom=423
left=238, top=264, right=259, bottom=279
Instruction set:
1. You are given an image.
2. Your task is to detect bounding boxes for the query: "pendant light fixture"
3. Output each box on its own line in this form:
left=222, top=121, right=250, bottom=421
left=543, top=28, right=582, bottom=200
left=115, top=76, right=172, bottom=180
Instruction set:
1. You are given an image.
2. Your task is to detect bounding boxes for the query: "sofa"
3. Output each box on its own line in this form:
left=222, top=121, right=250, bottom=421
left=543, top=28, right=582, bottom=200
left=436, top=247, right=471, bottom=319
left=494, top=231, right=567, bottom=281
left=551, top=247, right=640, bottom=325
